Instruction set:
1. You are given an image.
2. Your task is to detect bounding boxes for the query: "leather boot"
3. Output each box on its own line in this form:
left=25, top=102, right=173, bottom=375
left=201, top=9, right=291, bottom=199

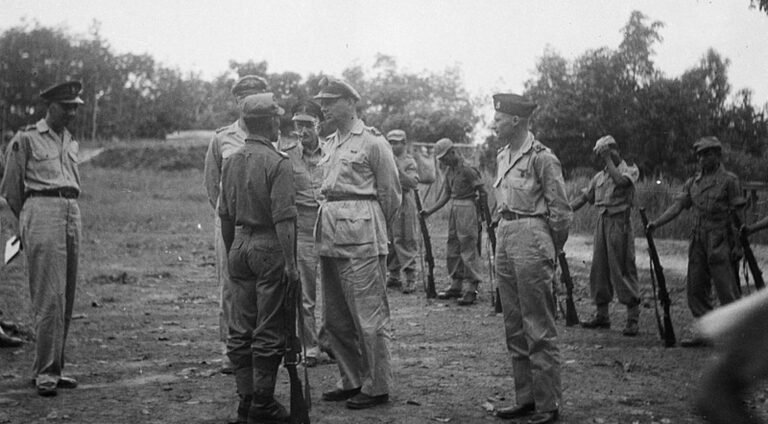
left=622, top=304, right=640, bottom=336
left=457, top=281, right=479, bottom=306
left=231, top=394, right=252, bottom=424
left=402, top=279, right=416, bottom=294
left=582, top=304, right=610, bottom=329
left=248, top=358, right=289, bottom=424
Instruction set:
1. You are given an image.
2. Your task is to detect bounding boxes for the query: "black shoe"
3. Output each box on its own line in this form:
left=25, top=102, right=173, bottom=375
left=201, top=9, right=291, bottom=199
left=57, top=376, right=78, bottom=389
left=386, top=278, right=402, bottom=289
left=622, top=322, right=639, bottom=337
left=228, top=395, right=252, bottom=424
left=457, top=291, right=477, bottom=306
left=346, top=392, right=389, bottom=409
left=680, top=337, right=710, bottom=348
left=495, top=402, right=535, bottom=419
left=436, top=288, right=462, bottom=300
left=525, top=410, right=559, bottom=424
left=36, top=381, right=57, bottom=397
left=0, top=332, right=23, bottom=348
left=247, top=396, right=289, bottom=424
left=304, top=356, right=318, bottom=368
left=322, top=387, right=361, bottom=401
left=581, top=315, right=610, bottom=329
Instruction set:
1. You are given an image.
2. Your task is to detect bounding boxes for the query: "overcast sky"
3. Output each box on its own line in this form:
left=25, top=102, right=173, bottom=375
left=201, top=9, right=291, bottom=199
left=2, top=0, right=768, bottom=107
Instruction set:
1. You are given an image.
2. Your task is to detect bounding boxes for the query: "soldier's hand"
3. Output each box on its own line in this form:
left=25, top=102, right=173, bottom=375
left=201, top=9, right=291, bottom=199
left=420, top=210, right=430, bottom=218
left=285, top=265, right=299, bottom=283
left=742, top=225, right=753, bottom=237
left=646, top=221, right=657, bottom=233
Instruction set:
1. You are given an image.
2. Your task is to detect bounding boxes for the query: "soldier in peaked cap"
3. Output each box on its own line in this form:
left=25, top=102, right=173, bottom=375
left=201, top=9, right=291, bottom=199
left=278, top=99, right=329, bottom=368
left=314, top=77, right=401, bottom=410
left=646, top=136, right=744, bottom=347
left=0, top=80, right=85, bottom=396
left=219, top=92, right=298, bottom=423
left=420, top=137, right=488, bottom=306
left=385, top=129, right=420, bottom=294
left=203, top=74, right=269, bottom=376
left=490, top=93, right=571, bottom=424
left=570, top=135, right=641, bottom=336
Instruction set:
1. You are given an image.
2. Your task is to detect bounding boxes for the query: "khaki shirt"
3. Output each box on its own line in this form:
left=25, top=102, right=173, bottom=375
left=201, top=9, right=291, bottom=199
left=218, top=136, right=297, bottom=228
left=281, top=139, right=325, bottom=209
left=493, top=132, right=572, bottom=234
left=582, top=160, right=639, bottom=215
left=395, top=153, right=419, bottom=191
left=446, top=162, right=483, bottom=200
left=204, top=120, right=246, bottom=210
left=676, top=164, right=742, bottom=226
left=0, top=119, right=80, bottom=217
left=316, top=119, right=402, bottom=257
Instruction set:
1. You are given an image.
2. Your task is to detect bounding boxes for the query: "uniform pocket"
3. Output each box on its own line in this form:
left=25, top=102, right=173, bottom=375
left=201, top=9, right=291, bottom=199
left=334, top=205, right=373, bottom=245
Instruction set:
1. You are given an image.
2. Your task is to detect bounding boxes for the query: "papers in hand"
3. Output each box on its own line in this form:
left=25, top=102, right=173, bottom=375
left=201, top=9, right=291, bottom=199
left=4, top=235, right=20, bottom=265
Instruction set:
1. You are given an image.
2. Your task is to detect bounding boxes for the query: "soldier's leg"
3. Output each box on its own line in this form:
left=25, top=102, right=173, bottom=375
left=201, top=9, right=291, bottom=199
left=399, top=237, right=418, bottom=294
left=584, top=214, right=612, bottom=328
left=62, top=201, right=81, bottom=373
left=453, top=201, right=482, bottom=305
left=321, top=257, right=363, bottom=392
left=441, top=204, right=463, bottom=298
left=215, top=216, right=236, bottom=371
left=297, top=211, right=320, bottom=361
left=606, top=213, right=641, bottom=335
left=706, top=230, right=740, bottom=307
left=687, top=235, right=714, bottom=318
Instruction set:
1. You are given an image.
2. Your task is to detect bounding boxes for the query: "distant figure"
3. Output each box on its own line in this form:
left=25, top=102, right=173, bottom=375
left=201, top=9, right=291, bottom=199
left=385, top=129, right=420, bottom=294
left=570, top=135, right=641, bottom=336
left=646, top=136, right=744, bottom=347
left=218, top=93, right=297, bottom=424
left=491, top=93, right=571, bottom=424
left=0, top=81, right=84, bottom=396
left=314, top=77, right=401, bottom=410
left=203, top=75, right=268, bottom=373
left=279, top=100, right=326, bottom=367
left=420, top=137, right=487, bottom=306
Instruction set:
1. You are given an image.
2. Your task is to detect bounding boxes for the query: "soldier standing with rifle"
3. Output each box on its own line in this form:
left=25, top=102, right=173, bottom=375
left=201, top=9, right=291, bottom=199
left=219, top=93, right=299, bottom=424
left=646, top=136, right=744, bottom=347
left=385, top=129, right=420, bottom=294
left=420, top=138, right=487, bottom=306
left=570, top=135, right=641, bottom=336
left=491, top=93, right=571, bottom=424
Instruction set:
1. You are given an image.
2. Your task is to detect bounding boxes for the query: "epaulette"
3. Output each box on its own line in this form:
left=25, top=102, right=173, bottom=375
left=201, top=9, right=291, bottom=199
left=276, top=149, right=289, bottom=159
left=214, top=126, right=229, bottom=134
left=532, top=140, right=549, bottom=153
left=22, top=124, right=36, bottom=132
left=366, top=126, right=382, bottom=136
left=497, top=144, right=508, bottom=154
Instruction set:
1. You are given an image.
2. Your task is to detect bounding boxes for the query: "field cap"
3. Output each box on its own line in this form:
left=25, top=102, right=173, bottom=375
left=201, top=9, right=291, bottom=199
left=313, top=77, right=361, bottom=101
left=434, top=137, right=454, bottom=159
left=231, top=75, right=268, bottom=97
left=241, top=93, right=284, bottom=118
left=593, top=135, right=617, bottom=154
left=386, top=129, right=407, bottom=143
left=492, top=93, right=536, bottom=118
left=40, top=81, right=84, bottom=104
left=693, top=136, right=722, bottom=154
left=291, top=100, right=323, bottom=122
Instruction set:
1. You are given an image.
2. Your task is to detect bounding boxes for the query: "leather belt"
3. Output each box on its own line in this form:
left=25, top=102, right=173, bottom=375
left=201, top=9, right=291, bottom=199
left=325, top=194, right=377, bottom=202
left=26, top=188, right=79, bottom=200
left=500, top=211, right=542, bottom=221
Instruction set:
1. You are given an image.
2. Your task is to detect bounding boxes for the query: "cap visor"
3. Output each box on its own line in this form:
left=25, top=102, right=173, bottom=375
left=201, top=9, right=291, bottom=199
left=59, top=97, right=85, bottom=105
left=313, top=93, right=341, bottom=100
left=292, top=113, right=317, bottom=122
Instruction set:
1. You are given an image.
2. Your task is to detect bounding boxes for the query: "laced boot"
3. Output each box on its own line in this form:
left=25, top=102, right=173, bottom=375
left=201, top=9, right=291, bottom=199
left=248, top=358, right=289, bottom=424
left=582, top=305, right=610, bottom=329
left=437, top=280, right=463, bottom=299
left=622, top=305, right=640, bottom=336
left=458, top=281, right=479, bottom=306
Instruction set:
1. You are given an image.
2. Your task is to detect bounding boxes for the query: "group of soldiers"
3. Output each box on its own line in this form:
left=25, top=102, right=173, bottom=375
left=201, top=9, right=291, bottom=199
left=3, top=75, right=768, bottom=424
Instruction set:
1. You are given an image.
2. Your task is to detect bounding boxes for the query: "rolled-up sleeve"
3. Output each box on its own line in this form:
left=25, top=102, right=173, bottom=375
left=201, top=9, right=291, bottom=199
left=0, top=135, right=27, bottom=218
left=203, top=135, right=222, bottom=211
left=270, top=158, right=298, bottom=224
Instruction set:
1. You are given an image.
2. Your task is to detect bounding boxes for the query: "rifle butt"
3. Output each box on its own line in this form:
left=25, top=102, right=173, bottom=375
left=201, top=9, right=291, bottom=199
left=494, top=288, right=502, bottom=313
left=565, top=298, right=579, bottom=327
left=288, top=366, right=310, bottom=423
left=663, top=315, right=676, bottom=347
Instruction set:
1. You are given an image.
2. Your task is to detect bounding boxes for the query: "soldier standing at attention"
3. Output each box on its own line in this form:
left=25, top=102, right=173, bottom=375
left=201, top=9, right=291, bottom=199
left=491, top=93, right=571, bottom=424
left=314, top=78, right=401, bottom=410
left=279, top=100, right=326, bottom=367
left=204, top=75, right=268, bottom=372
left=570, top=135, right=641, bottom=336
left=0, top=81, right=84, bottom=397
left=646, top=136, right=743, bottom=347
left=219, top=93, right=297, bottom=424
left=385, top=129, right=420, bottom=294
left=420, top=137, right=487, bottom=306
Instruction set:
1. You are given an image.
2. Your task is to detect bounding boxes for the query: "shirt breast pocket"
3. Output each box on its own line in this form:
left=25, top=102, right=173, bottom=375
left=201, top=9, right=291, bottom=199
left=506, top=176, right=537, bottom=211
left=30, top=148, right=60, bottom=180
left=67, top=143, right=79, bottom=163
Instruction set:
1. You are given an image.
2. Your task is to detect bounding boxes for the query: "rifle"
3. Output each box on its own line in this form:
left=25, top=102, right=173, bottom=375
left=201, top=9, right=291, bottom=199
left=557, top=252, right=579, bottom=326
left=731, top=211, right=765, bottom=290
left=478, top=196, right=502, bottom=313
left=414, top=189, right=437, bottom=299
left=638, top=208, right=676, bottom=347
left=284, top=273, right=311, bottom=423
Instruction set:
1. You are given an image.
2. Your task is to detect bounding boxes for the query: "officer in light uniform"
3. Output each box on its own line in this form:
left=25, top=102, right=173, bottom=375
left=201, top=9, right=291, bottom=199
left=203, top=75, right=268, bottom=371
left=219, top=93, right=297, bottom=423
left=570, top=135, right=641, bottom=336
left=385, top=129, right=420, bottom=294
left=0, top=81, right=84, bottom=397
left=314, top=78, right=401, bottom=410
left=491, top=93, right=571, bottom=424
left=420, top=137, right=487, bottom=305
left=646, top=136, right=743, bottom=347
left=279, top=100, right=325, bottom=367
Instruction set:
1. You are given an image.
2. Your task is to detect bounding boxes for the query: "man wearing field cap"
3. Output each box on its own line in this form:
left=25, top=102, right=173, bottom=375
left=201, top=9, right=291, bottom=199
left=204, top=74, right=268, bottom=374
left=0, top=80, right=85, bottom=396
left=646, top=136, right=743, bottom=347
left=314, top=77, right=401, bottom=409
left=279, top=99, right=327, bottom=367
left=420, top=137, right=487, bottom=305
left=219, top=92, right=297, bottom=423
left=570, top=135, right=641, bottom=336
left=491, top=93, right=571, bottom=424
left=385, top=129, right=420, bottom=294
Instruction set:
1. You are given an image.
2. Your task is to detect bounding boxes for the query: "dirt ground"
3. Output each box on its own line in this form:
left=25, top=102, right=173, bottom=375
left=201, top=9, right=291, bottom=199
left=2, top=162, right=768, bottom=424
